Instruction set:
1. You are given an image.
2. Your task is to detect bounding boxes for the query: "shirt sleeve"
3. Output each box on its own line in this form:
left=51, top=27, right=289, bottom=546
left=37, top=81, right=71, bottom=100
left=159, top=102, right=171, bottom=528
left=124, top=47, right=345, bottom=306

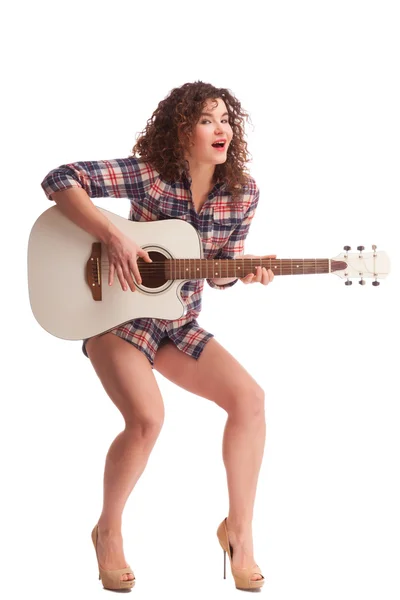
left=40, top=157, right=155, bottom=201
left=206, top=186, right=260, bottom=290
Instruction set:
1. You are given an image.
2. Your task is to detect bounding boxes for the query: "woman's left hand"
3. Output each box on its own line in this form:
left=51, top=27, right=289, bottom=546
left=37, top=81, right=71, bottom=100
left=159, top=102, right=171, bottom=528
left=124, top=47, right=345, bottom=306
left=239, top=254, right=276, bottom=285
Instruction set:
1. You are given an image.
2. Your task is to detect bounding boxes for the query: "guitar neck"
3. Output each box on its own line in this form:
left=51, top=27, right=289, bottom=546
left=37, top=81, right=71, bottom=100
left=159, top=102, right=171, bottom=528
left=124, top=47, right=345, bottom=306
left=165, top=258, right=347, bottom=279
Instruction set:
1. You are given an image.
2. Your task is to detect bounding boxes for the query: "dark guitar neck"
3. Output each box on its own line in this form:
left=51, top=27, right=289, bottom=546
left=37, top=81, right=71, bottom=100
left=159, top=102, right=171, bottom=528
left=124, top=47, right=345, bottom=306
left=164, top=258, right=347, bottom=279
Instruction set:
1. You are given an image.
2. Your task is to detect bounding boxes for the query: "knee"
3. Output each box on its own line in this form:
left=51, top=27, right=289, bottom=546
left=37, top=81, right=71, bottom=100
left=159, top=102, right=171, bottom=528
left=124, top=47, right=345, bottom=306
left=246, top=385, right=265, bottom=417
left=125, top=412, right=165, bottom=438
left=228, top=385, right=265, bottom=419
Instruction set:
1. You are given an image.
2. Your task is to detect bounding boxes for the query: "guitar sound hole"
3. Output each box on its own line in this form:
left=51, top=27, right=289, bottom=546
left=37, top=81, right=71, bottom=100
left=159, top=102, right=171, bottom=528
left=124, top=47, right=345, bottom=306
left=137, top=251, right=168, bottom=289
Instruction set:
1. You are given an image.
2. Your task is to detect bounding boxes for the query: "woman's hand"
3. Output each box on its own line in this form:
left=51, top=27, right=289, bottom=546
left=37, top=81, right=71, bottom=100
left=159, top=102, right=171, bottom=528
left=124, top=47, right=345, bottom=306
left=106, top=231, right=153, bottom=291
left=239, top=254, right=276, bottom=285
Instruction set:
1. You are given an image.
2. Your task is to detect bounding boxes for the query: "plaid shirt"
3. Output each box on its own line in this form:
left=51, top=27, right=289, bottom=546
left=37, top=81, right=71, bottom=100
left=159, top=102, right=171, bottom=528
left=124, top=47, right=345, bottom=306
left=40, top=157, right=259, bottom=364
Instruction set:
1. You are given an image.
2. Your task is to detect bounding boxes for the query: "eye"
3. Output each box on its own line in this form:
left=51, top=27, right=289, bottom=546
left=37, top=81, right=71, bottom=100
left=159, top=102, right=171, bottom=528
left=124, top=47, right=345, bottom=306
left=200, top=118, right=230, bottom=125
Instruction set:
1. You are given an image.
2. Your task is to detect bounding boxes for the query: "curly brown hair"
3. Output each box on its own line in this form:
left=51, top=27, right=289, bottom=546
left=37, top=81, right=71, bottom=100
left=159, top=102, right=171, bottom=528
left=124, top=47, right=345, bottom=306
left=131, top=81, right=253, bottom=201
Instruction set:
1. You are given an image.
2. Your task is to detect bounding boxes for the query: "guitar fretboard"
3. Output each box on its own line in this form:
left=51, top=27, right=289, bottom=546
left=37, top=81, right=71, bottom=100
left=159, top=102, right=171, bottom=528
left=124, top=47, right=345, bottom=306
left=165, top=258, right=347, bottom=279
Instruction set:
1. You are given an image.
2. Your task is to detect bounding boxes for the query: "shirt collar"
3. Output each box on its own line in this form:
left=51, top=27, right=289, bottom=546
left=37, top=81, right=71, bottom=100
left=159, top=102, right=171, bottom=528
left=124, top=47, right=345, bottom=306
left=181, top=170, right=226, bottom=195
left=181, top=169, right=192, bottom=189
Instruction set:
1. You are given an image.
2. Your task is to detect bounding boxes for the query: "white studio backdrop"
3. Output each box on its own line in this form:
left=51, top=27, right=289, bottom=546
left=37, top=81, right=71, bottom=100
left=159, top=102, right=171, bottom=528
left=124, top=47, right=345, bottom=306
left=1, top=1, right=399, bottom=599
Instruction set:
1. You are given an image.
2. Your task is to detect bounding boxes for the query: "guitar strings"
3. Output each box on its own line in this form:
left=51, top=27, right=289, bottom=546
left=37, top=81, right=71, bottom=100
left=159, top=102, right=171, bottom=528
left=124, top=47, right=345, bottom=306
left=99, top=265, right=330, bottom=269
left=91, top=259, right=332, bottom=279
left=98, top=260, right=331, bottom=264
left=98, top=263, right=330, bottom=271
left=96, top=268, right=331, bottom=278
left=99, top=267, right=331, bottom=275
left=97, top=260, right=331, bottom=270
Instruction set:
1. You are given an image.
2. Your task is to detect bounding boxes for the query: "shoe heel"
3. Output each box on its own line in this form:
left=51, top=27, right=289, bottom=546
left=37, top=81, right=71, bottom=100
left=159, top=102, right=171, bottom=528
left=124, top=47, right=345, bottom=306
left=217, top=517, right=265, bottom=590
left=92, top=523, right=135, bottom=589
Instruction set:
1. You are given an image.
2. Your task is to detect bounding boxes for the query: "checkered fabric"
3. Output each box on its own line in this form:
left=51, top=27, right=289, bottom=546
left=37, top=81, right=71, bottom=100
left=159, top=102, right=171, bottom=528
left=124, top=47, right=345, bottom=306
left=41, top=157, right=259, bottom=366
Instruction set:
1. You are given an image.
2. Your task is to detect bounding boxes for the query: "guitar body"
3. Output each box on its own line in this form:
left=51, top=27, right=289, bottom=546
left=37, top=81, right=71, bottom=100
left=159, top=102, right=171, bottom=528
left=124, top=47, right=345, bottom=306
left=28, top=206, right=203, bottom=340
left=28, top=206, right=390, bottom=342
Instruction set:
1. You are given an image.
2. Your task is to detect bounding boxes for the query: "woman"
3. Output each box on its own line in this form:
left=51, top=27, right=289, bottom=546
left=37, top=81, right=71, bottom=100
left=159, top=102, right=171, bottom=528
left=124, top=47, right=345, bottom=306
left=41, top=80, right=275, bottom=591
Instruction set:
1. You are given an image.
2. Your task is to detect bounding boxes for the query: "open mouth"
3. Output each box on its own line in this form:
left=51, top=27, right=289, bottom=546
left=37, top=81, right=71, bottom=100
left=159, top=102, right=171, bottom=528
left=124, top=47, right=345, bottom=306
left=212, top=141, right=226, bottom=149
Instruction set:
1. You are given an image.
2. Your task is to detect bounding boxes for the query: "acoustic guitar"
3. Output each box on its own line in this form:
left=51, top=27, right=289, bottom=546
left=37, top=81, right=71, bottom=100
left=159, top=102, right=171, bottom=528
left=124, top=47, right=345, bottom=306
left=27, top=206, right=390, bottom=340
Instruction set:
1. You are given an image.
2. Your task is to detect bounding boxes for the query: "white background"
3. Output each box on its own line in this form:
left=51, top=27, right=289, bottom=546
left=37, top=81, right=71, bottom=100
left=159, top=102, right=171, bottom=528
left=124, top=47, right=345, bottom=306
left=2, top=1, right=399, bottom=599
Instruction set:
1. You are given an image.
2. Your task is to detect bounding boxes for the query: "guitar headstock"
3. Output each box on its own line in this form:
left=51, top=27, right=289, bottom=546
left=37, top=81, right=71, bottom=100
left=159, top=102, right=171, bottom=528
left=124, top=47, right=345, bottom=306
left=331, top=245, right=390, bottom=286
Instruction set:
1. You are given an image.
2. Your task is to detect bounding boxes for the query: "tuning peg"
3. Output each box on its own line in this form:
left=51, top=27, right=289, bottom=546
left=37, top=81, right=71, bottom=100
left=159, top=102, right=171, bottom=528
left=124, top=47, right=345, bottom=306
left=357, top=246, right=365, bottom=251
left=372, top=274, right=380, bottom=286
left=359, top=278, right=366, bottom=285
left=345, top=279, right=353, bottom=286
left=343, top=245, right=351, bottom=258
left=372, top=244, right=377, bottom=256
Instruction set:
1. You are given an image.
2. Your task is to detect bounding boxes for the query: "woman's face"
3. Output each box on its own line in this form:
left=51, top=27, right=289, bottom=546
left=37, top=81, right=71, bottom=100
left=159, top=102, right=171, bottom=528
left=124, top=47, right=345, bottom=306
left=186, top=97, right=233, bottom=166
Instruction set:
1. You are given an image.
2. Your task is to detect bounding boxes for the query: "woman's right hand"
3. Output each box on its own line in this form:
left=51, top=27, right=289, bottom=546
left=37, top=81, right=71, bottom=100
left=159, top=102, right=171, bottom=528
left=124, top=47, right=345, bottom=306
left=106, top=231, right=153, bottom=292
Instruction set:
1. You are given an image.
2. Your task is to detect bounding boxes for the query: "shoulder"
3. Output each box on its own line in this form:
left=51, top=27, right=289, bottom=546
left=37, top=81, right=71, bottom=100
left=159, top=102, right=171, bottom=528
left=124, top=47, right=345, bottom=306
left=122, top=156, right=160, bottom=182
left=95, top=156, right=162, bottom=194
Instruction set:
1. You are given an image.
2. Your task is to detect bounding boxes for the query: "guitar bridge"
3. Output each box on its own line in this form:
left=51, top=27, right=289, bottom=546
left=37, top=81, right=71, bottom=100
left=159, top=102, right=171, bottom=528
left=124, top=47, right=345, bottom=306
left=86, top=242, right=102, bottom=301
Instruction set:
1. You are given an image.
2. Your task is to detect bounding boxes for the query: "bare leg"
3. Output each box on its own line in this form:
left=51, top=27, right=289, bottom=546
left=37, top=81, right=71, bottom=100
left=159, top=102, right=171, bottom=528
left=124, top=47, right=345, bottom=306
left=153, top=337, right=266, bottom=580
left=223, top=399, right=266, bottom=577
left=86, top=333, right=165, bottom=581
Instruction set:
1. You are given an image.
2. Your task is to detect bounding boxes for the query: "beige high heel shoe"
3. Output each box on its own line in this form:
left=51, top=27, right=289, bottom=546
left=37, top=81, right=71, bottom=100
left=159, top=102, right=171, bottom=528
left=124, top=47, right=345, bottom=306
left=91, top=523, right=136, bottom=590
left=216, top=517, right=265, bottom=590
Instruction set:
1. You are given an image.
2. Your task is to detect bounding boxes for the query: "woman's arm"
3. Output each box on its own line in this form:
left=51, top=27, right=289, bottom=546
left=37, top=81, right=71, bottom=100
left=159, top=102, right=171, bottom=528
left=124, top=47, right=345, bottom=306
left=41, top=157, right=155, bottom=203
left=50, top=187, right=121, bottom=244
left=42, top=158, right=155, bottom=290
